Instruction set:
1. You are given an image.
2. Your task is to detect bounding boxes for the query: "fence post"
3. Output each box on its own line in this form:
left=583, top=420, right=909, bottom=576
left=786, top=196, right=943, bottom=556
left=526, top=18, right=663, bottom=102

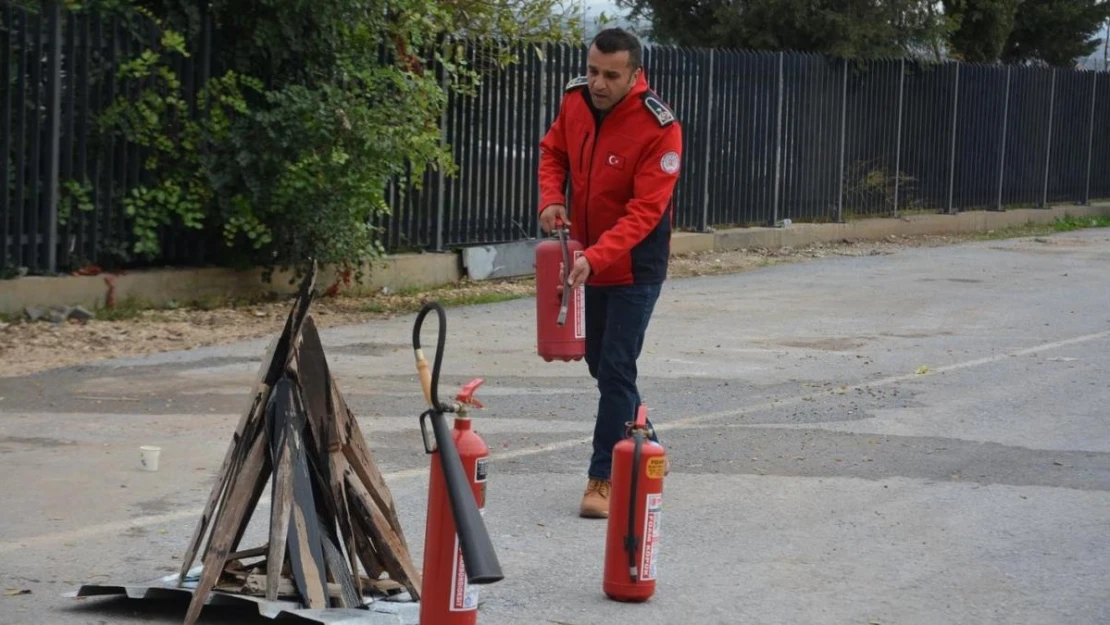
left=773, top=51, right=784, bottom=226
left=1084, top=71, right=1097, bottom=205
left=536, top=43, right=549, bottom=240
left=43, top=1, right=63, bottom=273
left=946, top=62, right=960, bottom=215
left=996, top=66, right=1011, bottom=211
left=435, top=42, right=449, bottom=252
left=893, top=58, right=905, bottom=218
left=837, top=57, right=847, bottom=223
left=700, top=49, right=714, bottom=232
left=1042, top=68, right=1056, bottom=208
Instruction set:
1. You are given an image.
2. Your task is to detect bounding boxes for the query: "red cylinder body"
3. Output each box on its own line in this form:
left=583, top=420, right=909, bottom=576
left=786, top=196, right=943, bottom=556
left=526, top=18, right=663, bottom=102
left=603, top=413, right=666, bottom=602
left=535, top=234, right=585, bottom=362
left=420, top=417, right=489, bottom=624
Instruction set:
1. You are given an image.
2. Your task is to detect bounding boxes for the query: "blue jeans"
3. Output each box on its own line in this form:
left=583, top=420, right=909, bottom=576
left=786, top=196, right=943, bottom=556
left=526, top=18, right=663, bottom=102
left=585, top=282, right=663, bottom=480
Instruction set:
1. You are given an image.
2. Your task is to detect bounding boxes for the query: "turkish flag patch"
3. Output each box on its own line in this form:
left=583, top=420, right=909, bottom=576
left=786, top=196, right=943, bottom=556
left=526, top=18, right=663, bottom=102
left=605, top=152, right=625, bottom=170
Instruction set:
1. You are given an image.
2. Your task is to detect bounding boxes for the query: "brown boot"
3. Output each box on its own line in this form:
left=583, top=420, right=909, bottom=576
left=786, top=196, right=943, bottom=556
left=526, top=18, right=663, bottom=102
left=579, top=478, right=611, bottom=518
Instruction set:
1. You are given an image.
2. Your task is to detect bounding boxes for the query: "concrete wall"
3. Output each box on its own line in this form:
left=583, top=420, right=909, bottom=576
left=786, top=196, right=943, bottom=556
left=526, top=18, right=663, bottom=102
left=2, top=204, right=1108, bottom=316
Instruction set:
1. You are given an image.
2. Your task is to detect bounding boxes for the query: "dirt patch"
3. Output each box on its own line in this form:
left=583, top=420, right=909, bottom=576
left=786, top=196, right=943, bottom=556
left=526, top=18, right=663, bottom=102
left=774, top=337, right=870, bottom=351
left=0, top=229, right=1057, bottom=378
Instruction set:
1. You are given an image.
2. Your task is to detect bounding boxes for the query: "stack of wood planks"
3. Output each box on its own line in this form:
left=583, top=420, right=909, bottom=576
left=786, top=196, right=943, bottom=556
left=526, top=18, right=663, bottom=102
left=175, top=264, right=421, bottom=625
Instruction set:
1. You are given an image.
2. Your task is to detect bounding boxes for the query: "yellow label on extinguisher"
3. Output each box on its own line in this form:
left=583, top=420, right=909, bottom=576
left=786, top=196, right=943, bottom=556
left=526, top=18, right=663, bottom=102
left=646, top=457, right=667, bottom=479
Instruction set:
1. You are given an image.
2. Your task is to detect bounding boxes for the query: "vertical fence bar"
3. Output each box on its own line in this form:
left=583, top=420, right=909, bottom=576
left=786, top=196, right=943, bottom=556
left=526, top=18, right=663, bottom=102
left=14, top=9, right=30, bottom=270
left=1, top=4, right=11, bottom=270
left=893, top=57, right=905, bottom=217
left=836, top=57, right=847, bottom=223
left=773, top=51, right=784, bottom=225
left=996, top=66, right=1011, bottom=211
left=1084, top=71, right=1097, bottom=205
left=1042, top=68, right=1056, bottom=208
left=435, top=45, right=448, bottom=251
left=43, top=1, right=63, bottom=273
left=946, top=62, right=960, bottom=214
left=29, top=9, right=42, bottom=269
left=700, top=50, right=714, bottom=231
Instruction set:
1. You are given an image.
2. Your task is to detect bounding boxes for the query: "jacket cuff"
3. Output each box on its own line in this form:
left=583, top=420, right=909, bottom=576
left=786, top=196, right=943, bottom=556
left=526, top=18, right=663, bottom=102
left=538, top=196, right=565, bottom=214
left=583, top=247, right=606, bottom=277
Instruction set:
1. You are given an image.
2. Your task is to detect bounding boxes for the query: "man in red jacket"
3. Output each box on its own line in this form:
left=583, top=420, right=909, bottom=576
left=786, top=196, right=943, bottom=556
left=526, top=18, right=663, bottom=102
left=537, top=28, right=683, bottom=518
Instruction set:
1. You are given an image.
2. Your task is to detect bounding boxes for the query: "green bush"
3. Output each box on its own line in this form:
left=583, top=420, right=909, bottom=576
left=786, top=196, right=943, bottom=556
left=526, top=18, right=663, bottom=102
left=79, top=0, right=580, bottom=279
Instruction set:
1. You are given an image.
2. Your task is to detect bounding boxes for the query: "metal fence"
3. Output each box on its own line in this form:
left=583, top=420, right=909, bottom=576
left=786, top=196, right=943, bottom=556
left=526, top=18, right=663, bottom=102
left=2, top=3, right=217, bottom=276
left=5, top=4, right=1110, bottom=275
left=399, top=45, right=1110, bottom=253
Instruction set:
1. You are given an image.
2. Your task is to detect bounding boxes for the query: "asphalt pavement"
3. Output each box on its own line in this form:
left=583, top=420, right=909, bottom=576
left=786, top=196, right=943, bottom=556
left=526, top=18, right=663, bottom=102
left=0, top=229, right=1107, bottom=625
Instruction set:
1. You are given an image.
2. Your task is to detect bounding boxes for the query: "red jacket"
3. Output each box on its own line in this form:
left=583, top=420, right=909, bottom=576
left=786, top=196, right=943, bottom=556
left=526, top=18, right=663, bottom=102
left=538, top=71, right=683, bottom=287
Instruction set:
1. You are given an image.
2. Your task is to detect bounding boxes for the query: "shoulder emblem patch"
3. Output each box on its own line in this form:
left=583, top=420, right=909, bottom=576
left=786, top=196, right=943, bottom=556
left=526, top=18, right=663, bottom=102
left=564, top=75, right=588, bottom=92
left=660, top=151, right=680, bottom=175
left=642, top=94, right=676, bottom=127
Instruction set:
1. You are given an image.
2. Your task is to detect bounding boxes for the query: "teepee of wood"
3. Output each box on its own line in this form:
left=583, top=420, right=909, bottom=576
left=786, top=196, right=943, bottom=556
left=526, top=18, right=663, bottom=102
left=174, top=264, right=420, bottom=625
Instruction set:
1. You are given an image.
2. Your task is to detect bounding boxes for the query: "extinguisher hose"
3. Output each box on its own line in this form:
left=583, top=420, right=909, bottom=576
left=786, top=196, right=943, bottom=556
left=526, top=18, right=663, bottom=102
left=625, top=428, right=643, bottom=582
left=412, top=301, right=447, bottom=411
left=412, top=302, right=505, bottom=585
left=557, top=226, right=571, bottom=326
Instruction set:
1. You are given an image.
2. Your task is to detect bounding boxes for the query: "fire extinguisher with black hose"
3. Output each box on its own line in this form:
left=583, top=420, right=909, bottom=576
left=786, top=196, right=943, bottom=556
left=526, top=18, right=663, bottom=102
left=412, top=301, right=504, bottom=624
left=536, top=218, right=585, bottom=362
left=604, top=404, right=667, bottom=602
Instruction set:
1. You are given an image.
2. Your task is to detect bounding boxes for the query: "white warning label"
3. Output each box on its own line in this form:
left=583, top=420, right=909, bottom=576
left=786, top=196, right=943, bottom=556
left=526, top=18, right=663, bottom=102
left=573, top=250, right=585, bottom=340
left=449, top=531, right=479, bottom=611
left=640, top=493, right=662, bottom=581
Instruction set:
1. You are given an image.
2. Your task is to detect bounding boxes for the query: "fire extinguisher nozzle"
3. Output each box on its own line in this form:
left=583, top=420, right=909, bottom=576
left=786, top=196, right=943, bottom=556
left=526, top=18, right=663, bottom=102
left=556, top=305, right=567, bottom=326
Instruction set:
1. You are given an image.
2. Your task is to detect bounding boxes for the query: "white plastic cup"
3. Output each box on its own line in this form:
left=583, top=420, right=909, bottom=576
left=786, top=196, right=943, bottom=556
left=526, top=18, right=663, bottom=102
left=140, top=446, right=162, bottom=472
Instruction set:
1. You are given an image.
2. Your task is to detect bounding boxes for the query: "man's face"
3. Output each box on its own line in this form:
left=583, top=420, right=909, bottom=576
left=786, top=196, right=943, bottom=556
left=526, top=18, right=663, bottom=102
left=586, top=44, right=640, bottom=111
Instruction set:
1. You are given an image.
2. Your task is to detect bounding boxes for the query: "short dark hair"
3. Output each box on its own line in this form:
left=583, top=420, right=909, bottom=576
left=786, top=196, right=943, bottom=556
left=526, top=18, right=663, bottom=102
left=590, top=28, right=643, bottom=70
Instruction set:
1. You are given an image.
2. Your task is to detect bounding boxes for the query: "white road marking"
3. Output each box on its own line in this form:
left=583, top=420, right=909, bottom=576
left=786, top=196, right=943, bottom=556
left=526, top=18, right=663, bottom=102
left=1, top=330, right=1106, bottom=555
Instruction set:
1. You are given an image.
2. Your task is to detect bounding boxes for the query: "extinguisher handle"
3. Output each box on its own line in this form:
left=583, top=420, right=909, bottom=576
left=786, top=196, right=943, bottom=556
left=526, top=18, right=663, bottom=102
left=556, top=226, right=572, bottom=326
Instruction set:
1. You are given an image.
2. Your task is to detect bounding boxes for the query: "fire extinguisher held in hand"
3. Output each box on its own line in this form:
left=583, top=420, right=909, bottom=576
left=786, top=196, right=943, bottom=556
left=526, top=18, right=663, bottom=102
left=604, top=405, right=666, bottom=603
left=536, top=219, right=585, bottom=362
left=413, top=302, right=504, bottom=625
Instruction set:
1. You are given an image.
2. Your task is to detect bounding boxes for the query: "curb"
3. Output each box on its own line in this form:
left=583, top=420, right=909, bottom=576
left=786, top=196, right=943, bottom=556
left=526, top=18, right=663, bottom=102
left=2, top=203, right=1108, bottom=316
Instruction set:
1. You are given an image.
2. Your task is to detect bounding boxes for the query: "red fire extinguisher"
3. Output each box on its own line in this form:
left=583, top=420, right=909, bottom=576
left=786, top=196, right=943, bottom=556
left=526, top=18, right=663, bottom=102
left=604, top=405, right=666, bottom=603
left=419, top=387, right=489, bottom=624
left=536, top=219, right=585, bottom=362
left=413, top=302, right=504, bottom=625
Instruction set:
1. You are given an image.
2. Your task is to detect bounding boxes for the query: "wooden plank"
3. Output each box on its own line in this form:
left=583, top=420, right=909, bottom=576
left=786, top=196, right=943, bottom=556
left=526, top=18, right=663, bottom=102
left=360, top=576, right=404, bottom=593
left=318, top=517, right=361, bottom=608
left=355, top=531, right=385, bottom=582
left=337, top=381, right=411, bottom=550
left=227, top=545, right=268, bottom=561
left=293, top=316, right=333, bottom=457
left=182, top=420, right=270, bottom=625
left=265, top=378, right=298, bottom=601
left=178, top=383, right=269, bottom=583
left=285, top=388, right=329, bottom=610
left=327, top=444, right=361, bottom=599
left=294, top=317, right=364, bottom=598
left=345, top=471, right=422, bottom=598
left=229, top=432, right=274, bottom=556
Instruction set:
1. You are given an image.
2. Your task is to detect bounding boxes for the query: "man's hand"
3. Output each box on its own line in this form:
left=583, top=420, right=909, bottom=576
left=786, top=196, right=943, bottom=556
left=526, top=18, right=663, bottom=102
left=556, top=255, right=592, bottom=294
left=566, top=254, right=591, bottom=289
left=540, top=204, right=569, bottom=233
